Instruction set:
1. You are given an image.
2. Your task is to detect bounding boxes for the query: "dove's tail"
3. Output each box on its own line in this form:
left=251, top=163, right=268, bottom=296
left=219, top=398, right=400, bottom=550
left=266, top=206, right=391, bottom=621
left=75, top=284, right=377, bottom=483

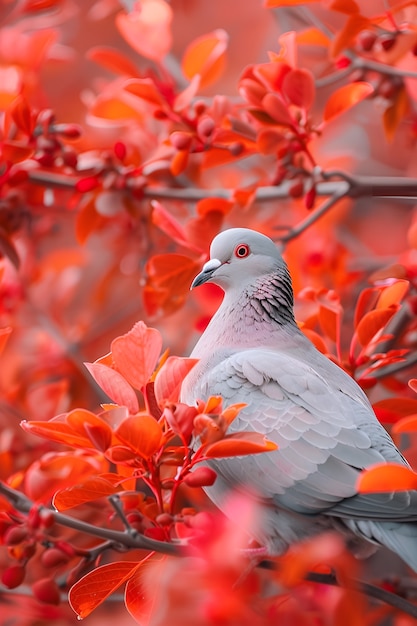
left=364, top=521, right=417, bottom=572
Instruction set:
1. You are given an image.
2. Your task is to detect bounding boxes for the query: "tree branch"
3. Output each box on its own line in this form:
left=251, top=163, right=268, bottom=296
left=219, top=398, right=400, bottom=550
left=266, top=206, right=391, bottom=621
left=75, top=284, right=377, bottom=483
left=0, top=482, right=180, bottom=557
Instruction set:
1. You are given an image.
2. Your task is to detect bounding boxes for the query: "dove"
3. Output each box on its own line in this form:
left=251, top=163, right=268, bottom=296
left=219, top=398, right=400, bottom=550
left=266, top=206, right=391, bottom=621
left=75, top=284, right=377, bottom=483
left=181, top=227, right=417, bottom=571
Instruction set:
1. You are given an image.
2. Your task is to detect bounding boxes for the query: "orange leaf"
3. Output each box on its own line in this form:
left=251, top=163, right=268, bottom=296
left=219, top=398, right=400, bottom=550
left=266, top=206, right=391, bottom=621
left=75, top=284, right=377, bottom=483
left=144, top=254, right=203, bottom=316
left=75, top=198, right=107, bottom=245
left=9, top=95, right=34, bottom=135
left=125, top=557, right=167, bottom=624
left=182, top=29, right=228, bottom=90
left=355, top=308, right=397, bottom=347
left=392, top=414, right=417, bottom=435
left=69, top=561, right=141, bottom=619
left=151, top=200, right=189, bottom=248
left=282, top=68, right=315, bottom=109
left=170, top=148, right=189, bottom=176
left=84, top=362, right=139, bottom=414
left=53, top=476, right=119, bottom=511
left=204, top=432, right=277, bottom=458
left=111, top=321, right=163, bottom=391
left=330, top=14, right=371, bottom=58
left=383, top=85, right=409, bottom=142
left=265, top=0, right=318, bottom=5
left=373, top=398, right=417, bottom=423
left=66, top=408, right=113, bottom=450
left=377, top=279, right=409, bottom=310
left=0, top=327, right=12, bottom=356
left=20, top=419, right=92, bottom=449
left=324, top=82, right=374, bottom=121
left=115, top=414, right=163, bottom=458
left=354, top=287, right=379, bottom=329
left=116, top=0, right=173, bottom=62
left=87, top=46, right=139, bottom=77
left=154, top=356, right=199, bottom=403
left=296, top=28, right=331, bottom=47
left=329, top=0, right=359, bottom=13
left=357, top=463, right=417, bottom=493
left=123, top=78, right=165, bottom=106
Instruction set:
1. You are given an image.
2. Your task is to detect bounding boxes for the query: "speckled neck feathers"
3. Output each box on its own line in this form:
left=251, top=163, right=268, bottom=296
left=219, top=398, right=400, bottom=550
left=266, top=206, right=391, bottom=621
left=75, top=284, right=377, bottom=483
left=191, top=265, right=297, bottom=357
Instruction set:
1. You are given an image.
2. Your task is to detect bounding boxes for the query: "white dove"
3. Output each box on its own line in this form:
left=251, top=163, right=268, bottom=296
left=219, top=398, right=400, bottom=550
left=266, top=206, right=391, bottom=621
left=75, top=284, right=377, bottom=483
left=181, top=227, right=417, bottom=570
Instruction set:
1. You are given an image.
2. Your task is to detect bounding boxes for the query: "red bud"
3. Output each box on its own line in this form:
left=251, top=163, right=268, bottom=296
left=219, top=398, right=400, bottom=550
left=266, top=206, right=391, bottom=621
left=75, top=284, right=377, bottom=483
left=32, top=577, right=61, bottom=605
left=2, top=565, right=26, bottom=589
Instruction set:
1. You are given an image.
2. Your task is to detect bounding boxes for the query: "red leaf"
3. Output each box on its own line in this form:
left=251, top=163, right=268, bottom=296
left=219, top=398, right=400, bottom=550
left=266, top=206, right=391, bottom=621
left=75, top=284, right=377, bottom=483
left=69, top=561, right=141, bottom=619
left=383, top=85, right=409, bottom=142
left=203, top=432, right=277, bottom=458
left=9, top=95, right=34, bottom=135
left=125, top=557, right=167, bottom=624
left=87, top=46, right=139, bottom=77
left=261, top=92, right=294, bottom=125
left=111, top=321, right=163, bottom=391
left=115, top=414, right=163, bottom=458
left=392, top=414, right=417, bottom=435
left=377, top=280, right=409, bottom=310
left=323, top=82, right=374, bottom=121
left=123, top=78, right=166, bottom=106
left=282, top=68, right=315, bottom=109
left=151, top=200, right=190, bottom=248
left=357, top=463, right=417, bottom=493
left=53, top=476, right=119, bottom=511
left=356, top=307, right=397, bottom=347
left=116, top=0, right=173, bottom=62
left=354, top=287, right=379, bottom=329
left=144, top=254, right=203, bottom=316
left=0, top=327, right=12, bottom=356
left=84, top=362, right=139, bottom=414
left=154, top=356, right=199, bottom=404
left=182, top=29, right=228, bottom=89
left=20, top=419, right=92, bottom=449
left=373, top=398, right=417, bottom=423
left=66, top=408, right=113, bottom=450
left=330, top=14, right=371, bottom=58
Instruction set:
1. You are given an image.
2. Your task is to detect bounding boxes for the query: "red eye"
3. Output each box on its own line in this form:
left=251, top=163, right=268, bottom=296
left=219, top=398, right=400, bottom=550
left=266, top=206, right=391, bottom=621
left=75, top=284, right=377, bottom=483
left=234, top=243, right=250, bottom=258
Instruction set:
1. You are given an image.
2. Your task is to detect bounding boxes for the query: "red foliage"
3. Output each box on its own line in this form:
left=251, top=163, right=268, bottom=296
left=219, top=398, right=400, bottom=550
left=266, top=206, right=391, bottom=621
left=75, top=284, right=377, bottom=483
left=0, top=0, right=417, bottom=624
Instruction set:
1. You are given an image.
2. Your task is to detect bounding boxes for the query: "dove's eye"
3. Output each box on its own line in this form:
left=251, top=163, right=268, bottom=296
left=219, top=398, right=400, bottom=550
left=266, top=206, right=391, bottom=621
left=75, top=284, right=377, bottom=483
left=234, top=244, right=250, bottom=258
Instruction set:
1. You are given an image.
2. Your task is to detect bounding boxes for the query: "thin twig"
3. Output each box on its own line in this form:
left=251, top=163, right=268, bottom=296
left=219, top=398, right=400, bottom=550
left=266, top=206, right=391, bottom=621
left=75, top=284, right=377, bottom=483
left=306, top=571, right=417, bottom=619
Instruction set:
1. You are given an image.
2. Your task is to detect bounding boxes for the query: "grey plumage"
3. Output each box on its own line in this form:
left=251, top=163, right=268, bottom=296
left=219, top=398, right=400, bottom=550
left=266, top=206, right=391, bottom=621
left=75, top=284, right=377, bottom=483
left=181, top=227, right=417, bottom=571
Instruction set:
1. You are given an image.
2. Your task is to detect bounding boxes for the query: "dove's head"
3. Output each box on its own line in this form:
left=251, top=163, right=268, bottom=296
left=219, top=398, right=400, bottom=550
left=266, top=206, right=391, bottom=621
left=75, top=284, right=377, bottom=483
left=191, top=228, right=288, bottom=291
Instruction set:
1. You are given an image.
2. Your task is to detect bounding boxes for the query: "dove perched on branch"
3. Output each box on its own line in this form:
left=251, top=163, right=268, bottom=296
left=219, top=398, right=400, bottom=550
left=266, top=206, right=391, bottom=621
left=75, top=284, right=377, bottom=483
left=181, top=227, right=417, bottom=571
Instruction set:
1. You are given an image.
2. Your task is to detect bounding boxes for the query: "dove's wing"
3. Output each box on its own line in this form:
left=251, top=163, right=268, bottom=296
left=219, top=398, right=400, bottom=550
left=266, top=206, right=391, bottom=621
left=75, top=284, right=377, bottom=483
left=196, top=348, right=417, bottom=521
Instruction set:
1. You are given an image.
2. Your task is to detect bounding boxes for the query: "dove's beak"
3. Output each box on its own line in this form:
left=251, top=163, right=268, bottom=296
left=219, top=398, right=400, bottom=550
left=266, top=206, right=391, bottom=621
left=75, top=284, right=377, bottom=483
left=191, top=258, right=222, bottom=289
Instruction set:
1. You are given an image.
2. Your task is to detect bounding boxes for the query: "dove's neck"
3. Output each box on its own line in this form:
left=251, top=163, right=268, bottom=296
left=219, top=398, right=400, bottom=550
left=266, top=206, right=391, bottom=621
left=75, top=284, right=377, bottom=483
left=192, top=270, right=300, bottom=356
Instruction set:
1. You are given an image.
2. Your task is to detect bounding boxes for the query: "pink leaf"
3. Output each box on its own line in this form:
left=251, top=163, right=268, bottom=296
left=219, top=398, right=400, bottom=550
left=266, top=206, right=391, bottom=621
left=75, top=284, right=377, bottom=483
left=84, top=362, right=139, bottom=414
left=116, top=0, right=173, bottom=62
left=111, top=321, right=163, bottom=390
left=154, top=356, right=199, bottom=403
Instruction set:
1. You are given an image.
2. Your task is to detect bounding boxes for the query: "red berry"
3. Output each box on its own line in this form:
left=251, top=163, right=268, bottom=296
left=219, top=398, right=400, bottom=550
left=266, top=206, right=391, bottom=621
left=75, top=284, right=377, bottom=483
left=197, top=115, right=215, bottom=140
left=41, top=548, right=70, bottom=568
left=4, top=525, right=28, bottom=546
left=170, top=131, right=193, bottom=151
left=228, top=141, right=244, bottom=156
left=2, top=565, right=26, bottom=589
left=32, top=577, right=61, bottom=605
left=184, top=466, right=217, bottom=487
left=357, top=30, right=377, bottom=52
left=379, top=33, right=397, bottom=51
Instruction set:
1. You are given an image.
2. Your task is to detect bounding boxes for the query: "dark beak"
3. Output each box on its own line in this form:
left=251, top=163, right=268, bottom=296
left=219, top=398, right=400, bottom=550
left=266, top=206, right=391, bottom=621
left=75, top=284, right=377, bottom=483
left=191, top=258, right=221, bottom=289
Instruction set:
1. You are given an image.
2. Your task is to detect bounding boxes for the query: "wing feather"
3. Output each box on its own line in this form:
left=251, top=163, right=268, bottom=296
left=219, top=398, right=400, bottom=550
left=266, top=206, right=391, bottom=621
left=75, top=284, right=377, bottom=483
left=192, top=347, right=417, bottom=521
